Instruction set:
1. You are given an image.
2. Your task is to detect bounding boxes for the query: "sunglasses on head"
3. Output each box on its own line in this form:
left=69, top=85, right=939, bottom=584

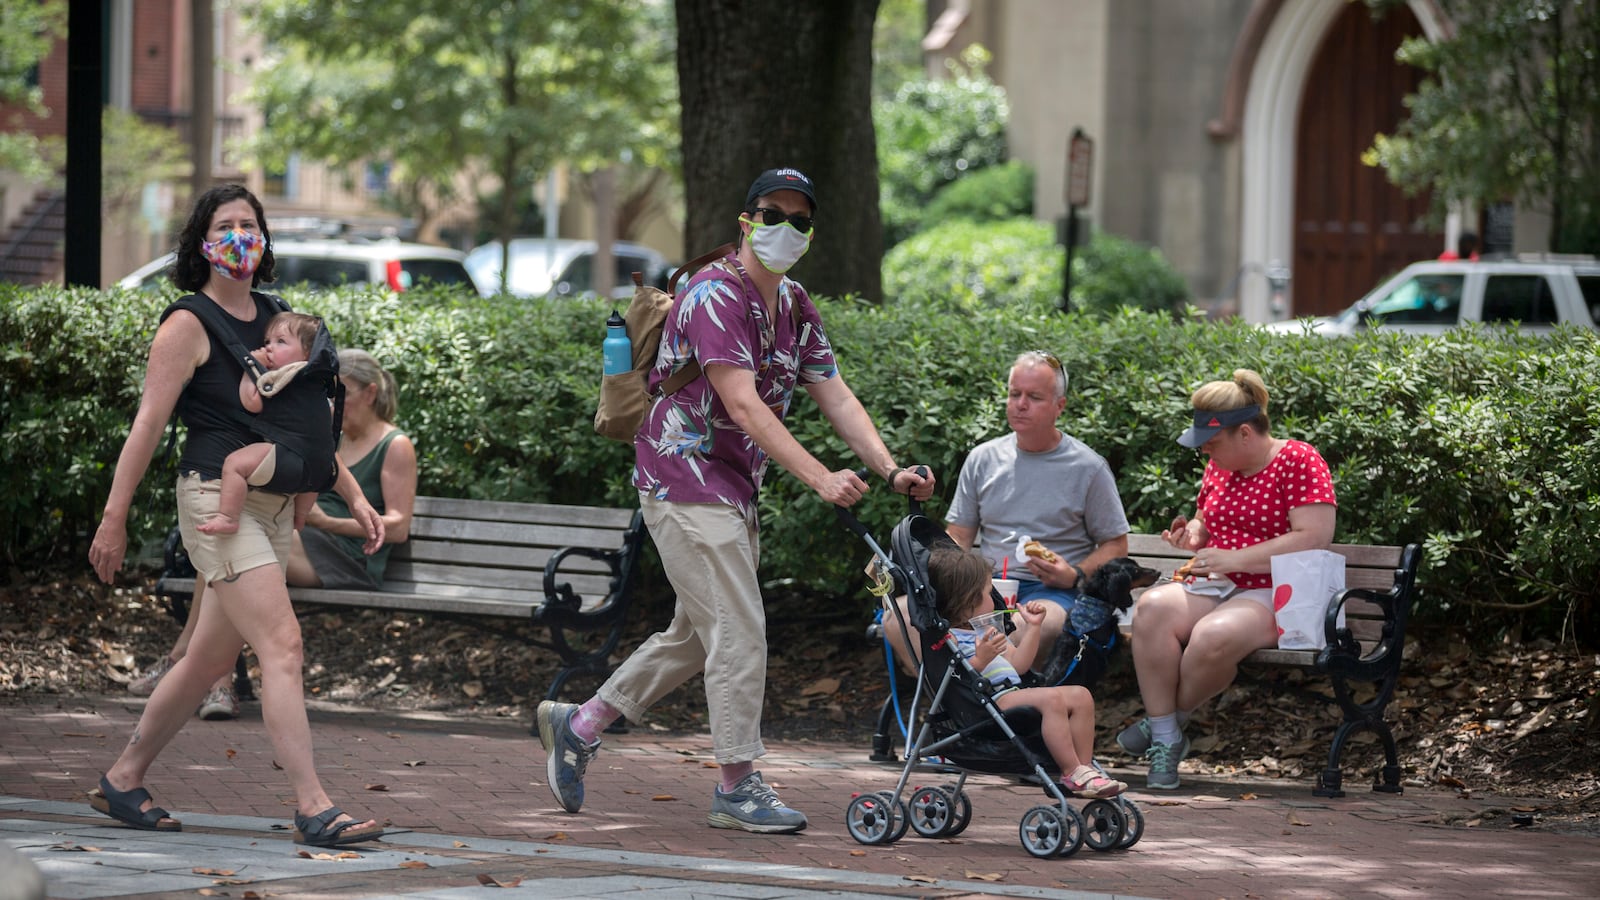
left=1026, top=349, right=1062, bottom=370
left=750, top=207, right=814, bottom=233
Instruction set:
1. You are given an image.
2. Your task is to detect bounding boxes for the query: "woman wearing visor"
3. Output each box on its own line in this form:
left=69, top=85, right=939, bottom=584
left=1118, top=369, right=1337, bottom=790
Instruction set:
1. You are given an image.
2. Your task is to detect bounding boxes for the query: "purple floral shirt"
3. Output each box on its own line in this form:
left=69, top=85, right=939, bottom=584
left=632, top=253, right=837, bottom=516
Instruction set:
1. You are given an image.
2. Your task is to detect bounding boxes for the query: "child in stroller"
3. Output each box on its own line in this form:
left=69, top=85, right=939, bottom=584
left=840, top=507, right=1142, bottom=858
left=929, top=545, right=1126, bottom=800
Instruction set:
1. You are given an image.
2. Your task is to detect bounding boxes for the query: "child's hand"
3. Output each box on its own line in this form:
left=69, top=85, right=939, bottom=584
left=1019, top=601, right=1047, bottom=627
left=970, top=628, right=1008, bottom=669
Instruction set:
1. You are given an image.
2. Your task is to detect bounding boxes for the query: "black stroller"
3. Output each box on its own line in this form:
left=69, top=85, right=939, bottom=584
left=836, top=498, right=1142, bottom=858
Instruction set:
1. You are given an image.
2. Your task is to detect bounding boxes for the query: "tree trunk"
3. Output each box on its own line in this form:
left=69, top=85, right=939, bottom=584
left=674, top=0, right=882, bottom=303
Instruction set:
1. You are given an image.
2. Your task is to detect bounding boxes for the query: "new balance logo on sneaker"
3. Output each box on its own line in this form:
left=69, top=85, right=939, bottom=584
left=708, top=771, right=808, bottom=834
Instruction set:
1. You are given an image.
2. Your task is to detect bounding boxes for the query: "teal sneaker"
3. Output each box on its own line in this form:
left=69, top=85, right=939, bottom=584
left=708, top=771, right=808, bottom=834
left=1115, top=718, right=1152, bottom=756
left=538, top=700, right=600, bottom=813
left=1144, top=735, right=1191, bottom=791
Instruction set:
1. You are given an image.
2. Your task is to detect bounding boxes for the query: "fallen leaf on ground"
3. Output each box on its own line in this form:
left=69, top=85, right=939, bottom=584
left=49, top=844, right=99, bottom=852
left=476, top=874, right=524, bottom=888
left=849, top=850, right=866, bottom=856
left=452, top=840, right=468, bottom=848
left=365, top=784, right=388, bottom=791
left=965, top=871, right=1004, bottom=882
left=1286, top=811, right=1311, bottom=826
left=905, top=875, right=939, bottom=884
left=225, top=748, right=237, bottom=759
left=403, top=760, right=426, bottom=767
left=802, top=676, right=841, bottom=696
left=545, top=832, right=569, bottom=840
left=398, top=860, right=430, bottom=869
left=1238, top=792, right=1259, bottom=801
left=651, top=794, right=676, bottom=801
left=193, top=868, right=237, bottom=876
left=213, top=878, right=255, bottom=885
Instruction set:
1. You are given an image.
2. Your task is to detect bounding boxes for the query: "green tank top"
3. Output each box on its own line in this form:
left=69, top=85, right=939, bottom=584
left=315, top=429, right=404, bottom=585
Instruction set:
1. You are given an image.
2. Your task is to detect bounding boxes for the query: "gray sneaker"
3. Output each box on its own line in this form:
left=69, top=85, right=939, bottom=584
left=197, top=685, right=240, bottom=720
left=708, top=771, right=809, bottom=834
left=538, top=700, right=599, bottom=813
left=1115, top=718, right=1152, bottom=756
left=1145, top=735, right=1191, bottom=790
left=128, top=656, right=176, bottom=697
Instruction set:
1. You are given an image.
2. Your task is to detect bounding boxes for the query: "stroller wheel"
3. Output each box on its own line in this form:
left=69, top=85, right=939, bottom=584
left=1114, top=797, right=1144, bottom=849
left=909, top=785, right=955, bottom=838
left=1081, top=799, right=1126, bottom=852
left=944, top=789, right=973, bottom=837
left=845, top=791, right=903, bottom=845
left=879, top=791, right=912, bottom=843
left=1019, top=805, right=1084, bottom=859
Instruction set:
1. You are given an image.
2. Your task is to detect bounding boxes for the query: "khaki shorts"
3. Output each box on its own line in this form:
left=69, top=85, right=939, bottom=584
left=176, top=471, right=293, bottom=583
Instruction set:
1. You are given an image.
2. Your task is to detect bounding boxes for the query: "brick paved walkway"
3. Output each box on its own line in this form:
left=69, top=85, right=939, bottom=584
left=2, top=693, right=1595, bottom=898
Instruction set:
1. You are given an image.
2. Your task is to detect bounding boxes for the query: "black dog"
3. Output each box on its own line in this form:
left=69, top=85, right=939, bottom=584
left=1068, top=557, right=1162, bottom=636
left=1032, top=557, right=1161, bottom=689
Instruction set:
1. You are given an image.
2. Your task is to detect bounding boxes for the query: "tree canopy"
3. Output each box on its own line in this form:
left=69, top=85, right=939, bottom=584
left=0, top=0, right=67, bottom=178
left=242, top=0, right=677, bottom=259
left=1365, top=0, right=1600, bottom=251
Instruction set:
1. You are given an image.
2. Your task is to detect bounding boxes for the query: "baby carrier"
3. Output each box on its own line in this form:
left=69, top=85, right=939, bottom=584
left=164, top=293, right=342, bottom=494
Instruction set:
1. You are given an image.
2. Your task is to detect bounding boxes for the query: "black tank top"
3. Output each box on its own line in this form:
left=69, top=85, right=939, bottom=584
left=171, top=292, right=278, bottom=480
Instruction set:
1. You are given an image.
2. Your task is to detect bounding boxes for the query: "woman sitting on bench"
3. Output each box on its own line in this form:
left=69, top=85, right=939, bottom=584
left=1120, top=368, right=1337, bottom=791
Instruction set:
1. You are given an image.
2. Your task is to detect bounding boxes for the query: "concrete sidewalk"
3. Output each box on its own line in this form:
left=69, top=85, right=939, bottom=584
left=2, top=693, right=1594, bottom=899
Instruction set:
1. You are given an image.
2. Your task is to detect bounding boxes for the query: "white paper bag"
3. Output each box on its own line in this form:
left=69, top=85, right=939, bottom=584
left=1270, top=549, right=1346, bottom=650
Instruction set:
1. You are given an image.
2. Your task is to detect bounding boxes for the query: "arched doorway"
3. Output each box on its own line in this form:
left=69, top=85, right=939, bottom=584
left=1292, top=2, right=1439, bottom=317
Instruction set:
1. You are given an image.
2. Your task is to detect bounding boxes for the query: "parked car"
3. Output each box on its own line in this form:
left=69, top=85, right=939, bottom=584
left=466, top=238, right=671, bottom=300
left=1265, top=256, right=1600, bottom=336
left=118, top=238, right=483, bottom=295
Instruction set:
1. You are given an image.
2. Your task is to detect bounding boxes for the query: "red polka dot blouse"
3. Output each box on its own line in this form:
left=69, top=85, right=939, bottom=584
left=1196, top=439, right=1338, bottom=589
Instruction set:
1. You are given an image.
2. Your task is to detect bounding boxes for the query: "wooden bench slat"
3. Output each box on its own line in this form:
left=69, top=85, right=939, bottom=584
left=393, top=543, right=612, bottom=576
left=408, top=517, right=632, bottom=551
left=415, top=497, right=635, bottom=529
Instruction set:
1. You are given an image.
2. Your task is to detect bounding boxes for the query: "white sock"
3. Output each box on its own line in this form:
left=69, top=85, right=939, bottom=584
left=1150, top=713, right=1183, bottom=745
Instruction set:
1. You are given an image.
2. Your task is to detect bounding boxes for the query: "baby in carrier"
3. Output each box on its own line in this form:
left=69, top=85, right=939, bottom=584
left=929, top=545, right=1126, bottom=799
left=198, top=311, right=336, bottom=535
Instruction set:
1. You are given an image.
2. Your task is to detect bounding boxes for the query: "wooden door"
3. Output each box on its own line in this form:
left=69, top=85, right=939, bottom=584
left=1293, top=4, right=1439, bottom=317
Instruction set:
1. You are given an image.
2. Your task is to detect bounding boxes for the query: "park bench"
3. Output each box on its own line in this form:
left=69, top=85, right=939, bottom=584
left=154, top=495, right=648, bottom=712
left=866, top=533, right=1421, bottom=798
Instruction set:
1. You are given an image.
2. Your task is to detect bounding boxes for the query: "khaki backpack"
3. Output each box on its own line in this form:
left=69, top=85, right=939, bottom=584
left=593, top=243, right=734, bottom=442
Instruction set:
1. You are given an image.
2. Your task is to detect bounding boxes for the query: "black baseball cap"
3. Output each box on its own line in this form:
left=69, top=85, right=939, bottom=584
left=745, top=168, right=817, bottom=212
left=1177, top=404, right=1261, bottom=448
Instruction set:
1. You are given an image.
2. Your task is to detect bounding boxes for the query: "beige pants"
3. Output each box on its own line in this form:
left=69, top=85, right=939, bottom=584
left=598, top=496, right=767, bottom=763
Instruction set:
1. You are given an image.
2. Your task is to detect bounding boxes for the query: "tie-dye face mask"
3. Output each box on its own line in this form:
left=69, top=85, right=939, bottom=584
left=200, top=229, right=266, bottom=282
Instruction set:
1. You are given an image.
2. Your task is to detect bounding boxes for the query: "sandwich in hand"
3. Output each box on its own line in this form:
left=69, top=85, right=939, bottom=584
left=1022, top=540, right=1058, bottom=564
left=1173, top=557, right=1197, bottom=580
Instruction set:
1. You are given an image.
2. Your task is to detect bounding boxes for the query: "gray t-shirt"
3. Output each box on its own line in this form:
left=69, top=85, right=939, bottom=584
left=945, top=432, right=1130, bottom=581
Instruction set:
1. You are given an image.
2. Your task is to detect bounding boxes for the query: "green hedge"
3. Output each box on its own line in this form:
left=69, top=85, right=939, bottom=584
left=883, top=219, right=1191, bottom=316
left=4, top=282, right=1597, bottom=646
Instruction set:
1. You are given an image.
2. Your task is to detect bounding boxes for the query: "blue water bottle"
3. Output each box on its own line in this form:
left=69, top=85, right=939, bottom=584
left=602, top=310, right=631, bottom=376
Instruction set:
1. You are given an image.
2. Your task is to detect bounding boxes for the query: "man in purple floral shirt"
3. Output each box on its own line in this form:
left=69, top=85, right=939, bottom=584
left=537, top=168, right=936, bottom=834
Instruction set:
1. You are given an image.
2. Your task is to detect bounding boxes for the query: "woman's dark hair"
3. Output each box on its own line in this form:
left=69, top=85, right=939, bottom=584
left=172, top=184, right=275, bottom=291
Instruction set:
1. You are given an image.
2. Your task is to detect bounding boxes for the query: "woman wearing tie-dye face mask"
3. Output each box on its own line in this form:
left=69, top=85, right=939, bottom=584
left=87, top=184, right=389, bottom=847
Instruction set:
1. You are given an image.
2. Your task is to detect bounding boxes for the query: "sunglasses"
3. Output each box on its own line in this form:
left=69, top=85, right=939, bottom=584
left=1024, top=349, right=1062, bottom=369
left=750, top=207, right=814, bottom=233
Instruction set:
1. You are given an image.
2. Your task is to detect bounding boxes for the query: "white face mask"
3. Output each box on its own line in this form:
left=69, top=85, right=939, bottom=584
left=744, top=218, right=812, bottom=274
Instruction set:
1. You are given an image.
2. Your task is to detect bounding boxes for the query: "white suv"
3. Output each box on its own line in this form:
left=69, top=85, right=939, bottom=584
left=118, top=238, right=484, bottom=295
left=1267, top=256, right=1600, bottom=336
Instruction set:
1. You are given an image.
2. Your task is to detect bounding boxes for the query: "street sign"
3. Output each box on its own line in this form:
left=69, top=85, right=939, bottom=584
left=1066, top=128, right=1093, bottom=208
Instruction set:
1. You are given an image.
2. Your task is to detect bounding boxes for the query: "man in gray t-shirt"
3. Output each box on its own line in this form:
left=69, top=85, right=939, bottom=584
left=946, top=351, right=1130, bottom=644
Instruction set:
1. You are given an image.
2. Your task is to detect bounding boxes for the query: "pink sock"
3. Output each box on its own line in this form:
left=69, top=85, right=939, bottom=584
left=570, top=698, right=620, bottom=744
left=719, top=761, right=754, bottom=792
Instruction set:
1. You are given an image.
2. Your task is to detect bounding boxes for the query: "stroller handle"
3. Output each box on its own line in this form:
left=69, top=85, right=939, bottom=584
left=833, top=465, right=929, bottom=537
